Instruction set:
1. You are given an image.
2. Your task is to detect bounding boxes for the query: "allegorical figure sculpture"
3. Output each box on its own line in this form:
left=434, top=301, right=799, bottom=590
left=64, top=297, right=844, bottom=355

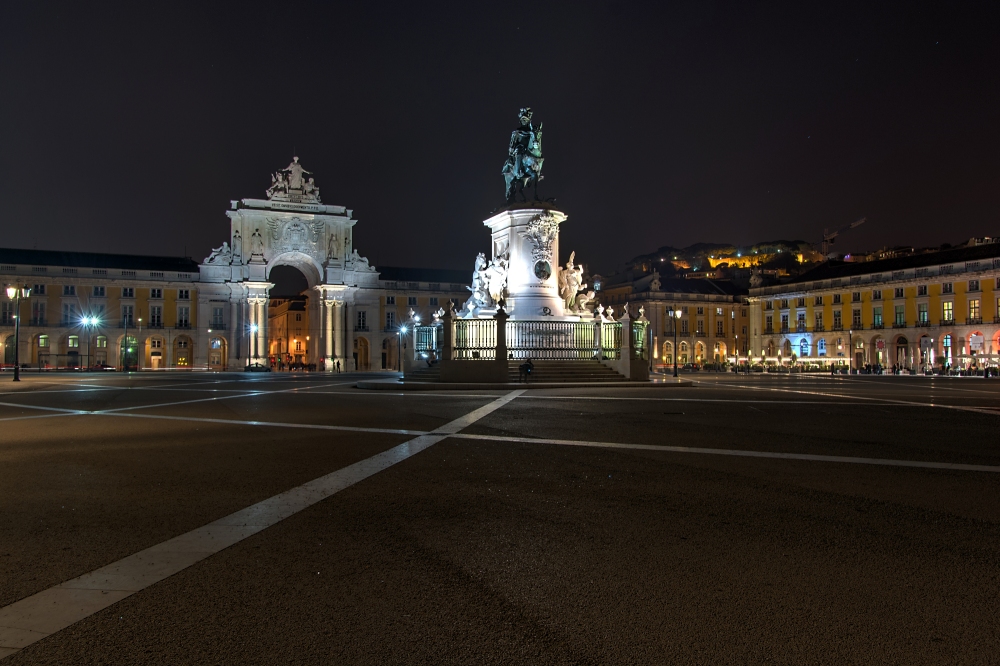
left=502, top=107, right=544, bottom=203
left=204, top=242, right=231, bottom=265
left=250, top=229, right=264, bottom=256
left=231, top=229, right=243, bottom=264
left=558, top=251, right=587, bottom=312
left=266, top=157, right=320, bottom=202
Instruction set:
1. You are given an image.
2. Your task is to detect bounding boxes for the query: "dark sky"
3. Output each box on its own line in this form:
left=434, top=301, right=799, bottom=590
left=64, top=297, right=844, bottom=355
left=2, top=2, right=998, bottom=274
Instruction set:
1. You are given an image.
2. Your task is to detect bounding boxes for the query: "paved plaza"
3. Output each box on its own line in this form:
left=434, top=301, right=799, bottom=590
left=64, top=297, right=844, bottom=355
left=1, top=372, right=999, bottom=664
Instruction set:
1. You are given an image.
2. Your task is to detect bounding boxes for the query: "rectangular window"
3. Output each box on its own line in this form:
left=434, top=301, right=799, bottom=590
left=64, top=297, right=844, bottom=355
left=872, top=290, right=882, bottom=300
left=716, top=307, right=724, bottom=315
left=969, top=299, right=980, bottom=319
left=942, top=301, right=953, bottom=321
left=796, top=313, right=805, bottom=329
left=780, top=300, right=788, bottom=309
left=122, top=287, right=134, bottom=298
left=942, top=283, right=953, bottom=294
left=917, top=285, right=927, bottom=296
left=151, top=338, right=162, bottom=349
left=32, top=301, right=46, bottom=325
left=697, top=307, right=704, bottom=315
left=122, top=305, right=134, bottom=326
left=696, top=319, right=704, bottom=334
left=894, top=288, right=904, bottom=298
left=209, top=307, right=223, bottom=327
left=62, top=303, right=78, bottom=324
left=0, top=302, right=11, bottom=326
left=96, top=337, right=107, bottom=348
left=177, top=306, right=190, bottom=327
left=385, top=296, right=395, bottom=305
left=894, top=305, right=904, bottom=326
left=295, top=313, right=302, bottom=322
left=386, top=311, right=396, bottom=330
left=149, top=306, right=162, bottom=327
left=38, top=335, right=49, bottom=348
left=765, top=315, right=772, bottom=332
left=716, top=320, right=724, bottom=335
left=873, top=307, right=883, bottom=326
left=92, top=285, right=105, bottom=297
left=832, top=294, right=842, bottom=304
left=408, top=296, right=418, bottom=306
left=814, top=296, right=823, bottom=306
left=780, top=314, right=789, bottom=330
left=295, top=340, right=302, bottom=352
left=356, top=311, right=367, bottom=330
left=765, top=301, right=772, bottom=310
left=814, top=312, right=823, bottom=330
left=918, top=303, right=928, bottom=322
left=833, top=310, right=842, bottom=329
left=969, top=280, right=980, bottom=292
left=33, top=283, right=46, bottom=295
left=429, top=297, right=439, bottom=306
left=68, top=336, right=79, bottom=349
left=178, top=289, right=190, bottom=300
left=852, top=292, right=861, bottom=302
left=852, top=309, right=862, bottom=327
left=150, top=288, right=163, bottom=299
left=681, top=319, right=689, bottom=334
left=796, top=298, right=805, bottom=308
left=63, top=285, right=76, bottom=296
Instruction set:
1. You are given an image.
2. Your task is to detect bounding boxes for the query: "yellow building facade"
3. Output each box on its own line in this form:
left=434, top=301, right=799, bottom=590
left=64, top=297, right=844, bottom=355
left=748, top=243, right=1000, bottom=370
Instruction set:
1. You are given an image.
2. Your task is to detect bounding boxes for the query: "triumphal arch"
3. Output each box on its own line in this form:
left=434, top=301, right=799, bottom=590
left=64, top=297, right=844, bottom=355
left=197, top=157, right=377, bottom=369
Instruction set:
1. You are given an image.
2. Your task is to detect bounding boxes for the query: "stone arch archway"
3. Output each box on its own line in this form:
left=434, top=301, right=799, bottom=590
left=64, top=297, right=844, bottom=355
left=266, top=252, right=324, bottom=289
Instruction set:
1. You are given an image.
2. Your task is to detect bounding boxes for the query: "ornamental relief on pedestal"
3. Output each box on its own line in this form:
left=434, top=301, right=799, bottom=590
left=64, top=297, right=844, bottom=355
left=520, top=212, right=560, bottom=282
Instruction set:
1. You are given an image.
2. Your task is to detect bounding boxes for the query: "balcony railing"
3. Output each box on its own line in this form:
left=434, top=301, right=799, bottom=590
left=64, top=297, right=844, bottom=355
left=119, top=320, right=135, bottom=328
left=209, top=322, right=226, bottom=331
left=146, top=322, right=164, bottom=329
left=695, top=331, right=706, bottom=337
left=831, top=324, right=844, bottom=331
left=678, top=331, right=691, bottom=337
left=715, top=330, right=725, bottom=337
left=892, top=321, right=907, bottom=328
left=852, top=323, right=863, bottom=330
left=354, top=325, right=370, bottom=332
left=813, top=325, right=825, bottom=332
left=871, top=322, right=884, bottom=330
left=780, top=326, right=790, bottom=333
left=966, top=317, right=983, bottom=325
left=994, top=316, right=1000, bottom=324
left=915, top=320, right=931, bottom=327
left=30, top=319, right=47, bottom=326
left=796, top=324, right=807, bottom=332
left=940, top=318, right=955, bottom=326
left=764, top=326, right=774, bottom=334
left=175, top=323, right=192, bottom=330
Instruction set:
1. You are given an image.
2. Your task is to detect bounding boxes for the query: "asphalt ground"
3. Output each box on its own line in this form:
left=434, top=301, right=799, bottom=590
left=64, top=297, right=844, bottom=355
left=1, top=371, right=999, bottom=664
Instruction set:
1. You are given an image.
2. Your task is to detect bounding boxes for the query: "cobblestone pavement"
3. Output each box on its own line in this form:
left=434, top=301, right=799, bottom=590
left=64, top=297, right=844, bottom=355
left=1, top=372, right=998, bottom=664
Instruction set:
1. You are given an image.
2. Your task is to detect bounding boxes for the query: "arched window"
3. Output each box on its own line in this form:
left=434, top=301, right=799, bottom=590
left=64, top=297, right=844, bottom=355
left=68, top=336, right=79, bottom=349
left=799, top=338, right=809, bottom=357
left=680, top=342, right=688, bottom=352
left=38, top=335, right=49, bottom=348
left=817, top=339, right=826, bottom=356
left=211, top=338, right=222, bottom=349
left=942, top=334, right=952, bottom=360
left=95, top=336, right=107, bottom=349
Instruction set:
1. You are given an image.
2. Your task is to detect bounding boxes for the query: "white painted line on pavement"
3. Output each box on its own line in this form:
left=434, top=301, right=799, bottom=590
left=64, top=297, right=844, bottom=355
left=0, top=389, right=524, bottom=660
left=450, top=433, right=1000, bottom=473
left=721, top=383, right=1000, bottom=416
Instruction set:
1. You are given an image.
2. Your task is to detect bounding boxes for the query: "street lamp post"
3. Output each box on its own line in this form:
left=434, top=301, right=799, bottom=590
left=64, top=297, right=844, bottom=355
left=251, top=323, right=259, bottom=362
left=82, top=316, right=95, bottom=370
left=849, top=328, right=853, bottom=375
left=667, top=305, right=681, bottom=378
left=6, top=284, right=31, bottom=382
left=398, top=325, right=408, bottom=373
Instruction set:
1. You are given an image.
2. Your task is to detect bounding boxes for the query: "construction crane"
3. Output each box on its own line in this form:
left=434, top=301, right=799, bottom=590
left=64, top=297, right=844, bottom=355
left=817, top=217, right=866, bottom=256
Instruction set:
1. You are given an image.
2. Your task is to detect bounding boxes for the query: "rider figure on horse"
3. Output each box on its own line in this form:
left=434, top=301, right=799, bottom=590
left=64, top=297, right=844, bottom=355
left=503, top=108, right=544, bottom=203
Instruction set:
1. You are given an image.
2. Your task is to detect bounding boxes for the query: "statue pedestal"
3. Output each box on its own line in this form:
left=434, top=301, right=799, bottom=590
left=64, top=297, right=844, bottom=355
left=483, top=207, right=574, bottom=320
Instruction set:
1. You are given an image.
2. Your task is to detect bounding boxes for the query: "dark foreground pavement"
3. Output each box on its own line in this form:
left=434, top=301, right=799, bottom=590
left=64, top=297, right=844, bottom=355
left=1, top=372, right=998, bottom=664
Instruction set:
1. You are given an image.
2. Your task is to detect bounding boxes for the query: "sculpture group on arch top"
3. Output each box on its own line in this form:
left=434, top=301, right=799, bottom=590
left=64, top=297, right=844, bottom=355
left=202, top=156, right=376, bottom=275
left=459, top=107, right=599, bottom=321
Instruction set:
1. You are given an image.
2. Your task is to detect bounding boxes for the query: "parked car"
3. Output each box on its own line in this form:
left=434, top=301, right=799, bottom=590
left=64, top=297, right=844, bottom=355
left=245, top=362, right=272, bottom=372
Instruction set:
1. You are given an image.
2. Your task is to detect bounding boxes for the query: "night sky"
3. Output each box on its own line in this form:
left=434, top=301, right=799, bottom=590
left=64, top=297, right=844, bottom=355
left=2, top=3, right=998, bottom=274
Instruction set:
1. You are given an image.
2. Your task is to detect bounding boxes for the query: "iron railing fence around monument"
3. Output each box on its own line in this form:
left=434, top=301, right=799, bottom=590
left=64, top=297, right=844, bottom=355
left=454, top=319, right=496, bottom=360
left=413, top=325, right=440, bottom=355
left=507, top=320, right=600, bottom=360
left=419, top=319, right=632, bottom=361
